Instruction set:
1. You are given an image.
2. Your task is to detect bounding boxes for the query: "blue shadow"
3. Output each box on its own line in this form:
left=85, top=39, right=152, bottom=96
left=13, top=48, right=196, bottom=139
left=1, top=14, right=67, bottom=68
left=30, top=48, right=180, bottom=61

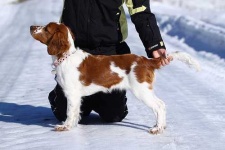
left=0, top=102, right=57, bottom=127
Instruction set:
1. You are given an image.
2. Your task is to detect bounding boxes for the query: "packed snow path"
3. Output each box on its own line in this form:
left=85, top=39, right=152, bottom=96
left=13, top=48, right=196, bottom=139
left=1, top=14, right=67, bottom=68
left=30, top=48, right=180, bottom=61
left=0, top=0, right=225, bottom=150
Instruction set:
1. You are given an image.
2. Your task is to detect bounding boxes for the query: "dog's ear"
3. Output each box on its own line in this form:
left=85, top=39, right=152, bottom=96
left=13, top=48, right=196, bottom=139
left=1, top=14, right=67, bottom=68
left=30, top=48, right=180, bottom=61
left=47, top=30, right=70, bottom=56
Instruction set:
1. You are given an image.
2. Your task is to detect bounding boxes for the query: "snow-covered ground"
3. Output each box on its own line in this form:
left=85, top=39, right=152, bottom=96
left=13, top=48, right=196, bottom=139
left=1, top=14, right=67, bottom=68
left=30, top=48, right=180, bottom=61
left=0, top=0, right=225, bottom=150
left=150, top=2, right=225, bottom=58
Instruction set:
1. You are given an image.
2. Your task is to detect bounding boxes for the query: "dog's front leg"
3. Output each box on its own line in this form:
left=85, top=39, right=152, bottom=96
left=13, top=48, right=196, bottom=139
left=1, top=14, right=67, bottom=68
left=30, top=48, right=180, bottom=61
left=55, top=91, right=81, bottom=131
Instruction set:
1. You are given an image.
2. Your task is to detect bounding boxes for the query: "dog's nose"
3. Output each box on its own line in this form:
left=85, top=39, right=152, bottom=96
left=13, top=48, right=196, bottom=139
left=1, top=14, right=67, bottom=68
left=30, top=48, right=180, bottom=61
left=30, top=26, right=37, bottom=31
left=30, top=26, right=35, bottom=34
left=30, top=26, right=41, bottom=35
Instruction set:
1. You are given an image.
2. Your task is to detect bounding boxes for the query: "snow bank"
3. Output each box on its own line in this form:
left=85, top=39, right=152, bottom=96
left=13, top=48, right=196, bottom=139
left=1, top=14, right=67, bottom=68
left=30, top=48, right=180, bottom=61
left=153, top=0, right=225, bottom=11
left=157, top=14, right=225, bottom=58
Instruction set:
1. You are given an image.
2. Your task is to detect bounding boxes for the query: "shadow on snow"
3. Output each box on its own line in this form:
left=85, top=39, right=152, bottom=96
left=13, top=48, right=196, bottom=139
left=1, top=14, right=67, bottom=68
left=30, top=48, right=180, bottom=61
left=0, top=102, right=150, bottom=132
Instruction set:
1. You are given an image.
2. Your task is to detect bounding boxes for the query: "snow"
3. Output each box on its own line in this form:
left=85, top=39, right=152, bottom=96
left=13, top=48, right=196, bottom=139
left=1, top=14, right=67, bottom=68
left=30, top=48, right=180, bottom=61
left=151, top=2, right=225, bottom=58
left=0, top=0, right=225, bottom=150
left=155, top=0, right=225, bottom=11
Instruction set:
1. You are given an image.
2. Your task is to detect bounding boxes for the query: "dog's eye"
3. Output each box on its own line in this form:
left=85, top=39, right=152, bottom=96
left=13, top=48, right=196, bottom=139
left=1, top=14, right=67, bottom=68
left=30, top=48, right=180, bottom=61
left=44, top=28, right=48, bottom=32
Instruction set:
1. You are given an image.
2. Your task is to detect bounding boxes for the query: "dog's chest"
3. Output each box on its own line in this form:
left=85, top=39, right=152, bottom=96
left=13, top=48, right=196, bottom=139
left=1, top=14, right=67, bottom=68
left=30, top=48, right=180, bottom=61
left=55, top=63, right=82, bottom=89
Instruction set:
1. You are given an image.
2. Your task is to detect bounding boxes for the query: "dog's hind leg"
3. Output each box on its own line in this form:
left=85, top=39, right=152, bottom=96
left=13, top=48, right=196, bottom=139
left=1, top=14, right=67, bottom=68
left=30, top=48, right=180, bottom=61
left=131, top=83, right=166, bottom=134
left=148, top=92, right=166, bottom=134
left=152, top=93, right=166, bottom=130
left=55, top=91, right=82, bottom=131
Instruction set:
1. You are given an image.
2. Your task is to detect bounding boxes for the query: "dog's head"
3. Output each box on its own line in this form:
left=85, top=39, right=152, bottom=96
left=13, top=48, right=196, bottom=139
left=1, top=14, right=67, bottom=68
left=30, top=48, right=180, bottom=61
left=30, top=22, right=74, bottom=57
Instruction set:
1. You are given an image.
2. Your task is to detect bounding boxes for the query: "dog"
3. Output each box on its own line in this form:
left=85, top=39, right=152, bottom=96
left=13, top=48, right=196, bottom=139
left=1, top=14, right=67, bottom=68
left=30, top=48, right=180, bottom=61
left=30, top=22, right=200, bottom=134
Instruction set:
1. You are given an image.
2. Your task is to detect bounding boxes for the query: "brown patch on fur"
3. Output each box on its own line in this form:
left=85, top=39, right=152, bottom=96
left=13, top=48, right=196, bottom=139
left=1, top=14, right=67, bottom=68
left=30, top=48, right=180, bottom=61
left=134, top=57, right=162, bottom=89
left=78, top=53, right=162, bottom=89
left=30, top=22, right=70, bottom=59
left=78, top=55, right=123, bottom=88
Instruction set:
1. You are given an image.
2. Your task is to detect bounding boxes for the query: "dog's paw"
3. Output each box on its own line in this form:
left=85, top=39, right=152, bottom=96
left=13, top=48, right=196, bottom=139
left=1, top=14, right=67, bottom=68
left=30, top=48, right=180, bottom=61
left=149, top=125, right=165, bottom=135
left=54, top=124, right=71, bottom=131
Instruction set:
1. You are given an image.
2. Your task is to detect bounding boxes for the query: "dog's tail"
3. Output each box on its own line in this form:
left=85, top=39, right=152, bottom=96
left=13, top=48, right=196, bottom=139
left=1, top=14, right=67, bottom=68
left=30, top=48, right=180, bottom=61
left=168, top=51, right=201, bottom=71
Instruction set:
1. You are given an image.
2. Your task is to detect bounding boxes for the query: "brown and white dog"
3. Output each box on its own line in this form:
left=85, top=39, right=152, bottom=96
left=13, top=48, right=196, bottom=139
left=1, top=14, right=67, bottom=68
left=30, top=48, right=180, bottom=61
left=30, top=22, right=200, bottom=134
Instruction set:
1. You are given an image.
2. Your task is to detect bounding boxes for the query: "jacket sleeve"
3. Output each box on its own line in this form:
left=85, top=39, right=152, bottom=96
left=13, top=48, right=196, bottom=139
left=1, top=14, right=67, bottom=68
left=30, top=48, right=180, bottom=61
left=125, top=0, right=166, bottom=58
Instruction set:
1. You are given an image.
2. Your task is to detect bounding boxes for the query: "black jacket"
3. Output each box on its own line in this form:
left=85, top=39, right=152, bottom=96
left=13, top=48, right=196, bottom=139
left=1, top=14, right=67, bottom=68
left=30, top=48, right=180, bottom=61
left=60, top=0, right=166, bottom=57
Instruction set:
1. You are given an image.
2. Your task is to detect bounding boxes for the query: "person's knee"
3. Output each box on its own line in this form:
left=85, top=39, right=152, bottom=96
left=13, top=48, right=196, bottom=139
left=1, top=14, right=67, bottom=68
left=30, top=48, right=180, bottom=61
left=100, top=111, right=128, bottom=122
left=48, top=84, right=67, bottom=122
left=94, top=91, right=128, bottom=122
left=98, top=105, right=128, bottom=122
left=102, top=116, right=123, bottom=122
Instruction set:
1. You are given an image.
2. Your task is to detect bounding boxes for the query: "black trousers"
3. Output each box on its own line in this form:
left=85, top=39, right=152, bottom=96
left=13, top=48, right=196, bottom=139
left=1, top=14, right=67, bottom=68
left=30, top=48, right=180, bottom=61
left=48, top=42, right=131, bottom=122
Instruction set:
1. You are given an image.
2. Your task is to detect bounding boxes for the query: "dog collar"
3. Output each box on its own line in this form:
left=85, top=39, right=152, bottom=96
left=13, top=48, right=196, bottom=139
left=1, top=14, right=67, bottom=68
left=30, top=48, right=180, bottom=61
left=53, top=51, right=76, bottom=67
left=51, top=51, right=76, bottom=74
left=53, top=53, right=70, bottom=67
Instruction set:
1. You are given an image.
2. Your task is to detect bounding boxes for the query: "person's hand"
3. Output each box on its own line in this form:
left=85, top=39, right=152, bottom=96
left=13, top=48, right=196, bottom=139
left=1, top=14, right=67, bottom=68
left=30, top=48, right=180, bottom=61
left=152, top=49, right=171, bottom=66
